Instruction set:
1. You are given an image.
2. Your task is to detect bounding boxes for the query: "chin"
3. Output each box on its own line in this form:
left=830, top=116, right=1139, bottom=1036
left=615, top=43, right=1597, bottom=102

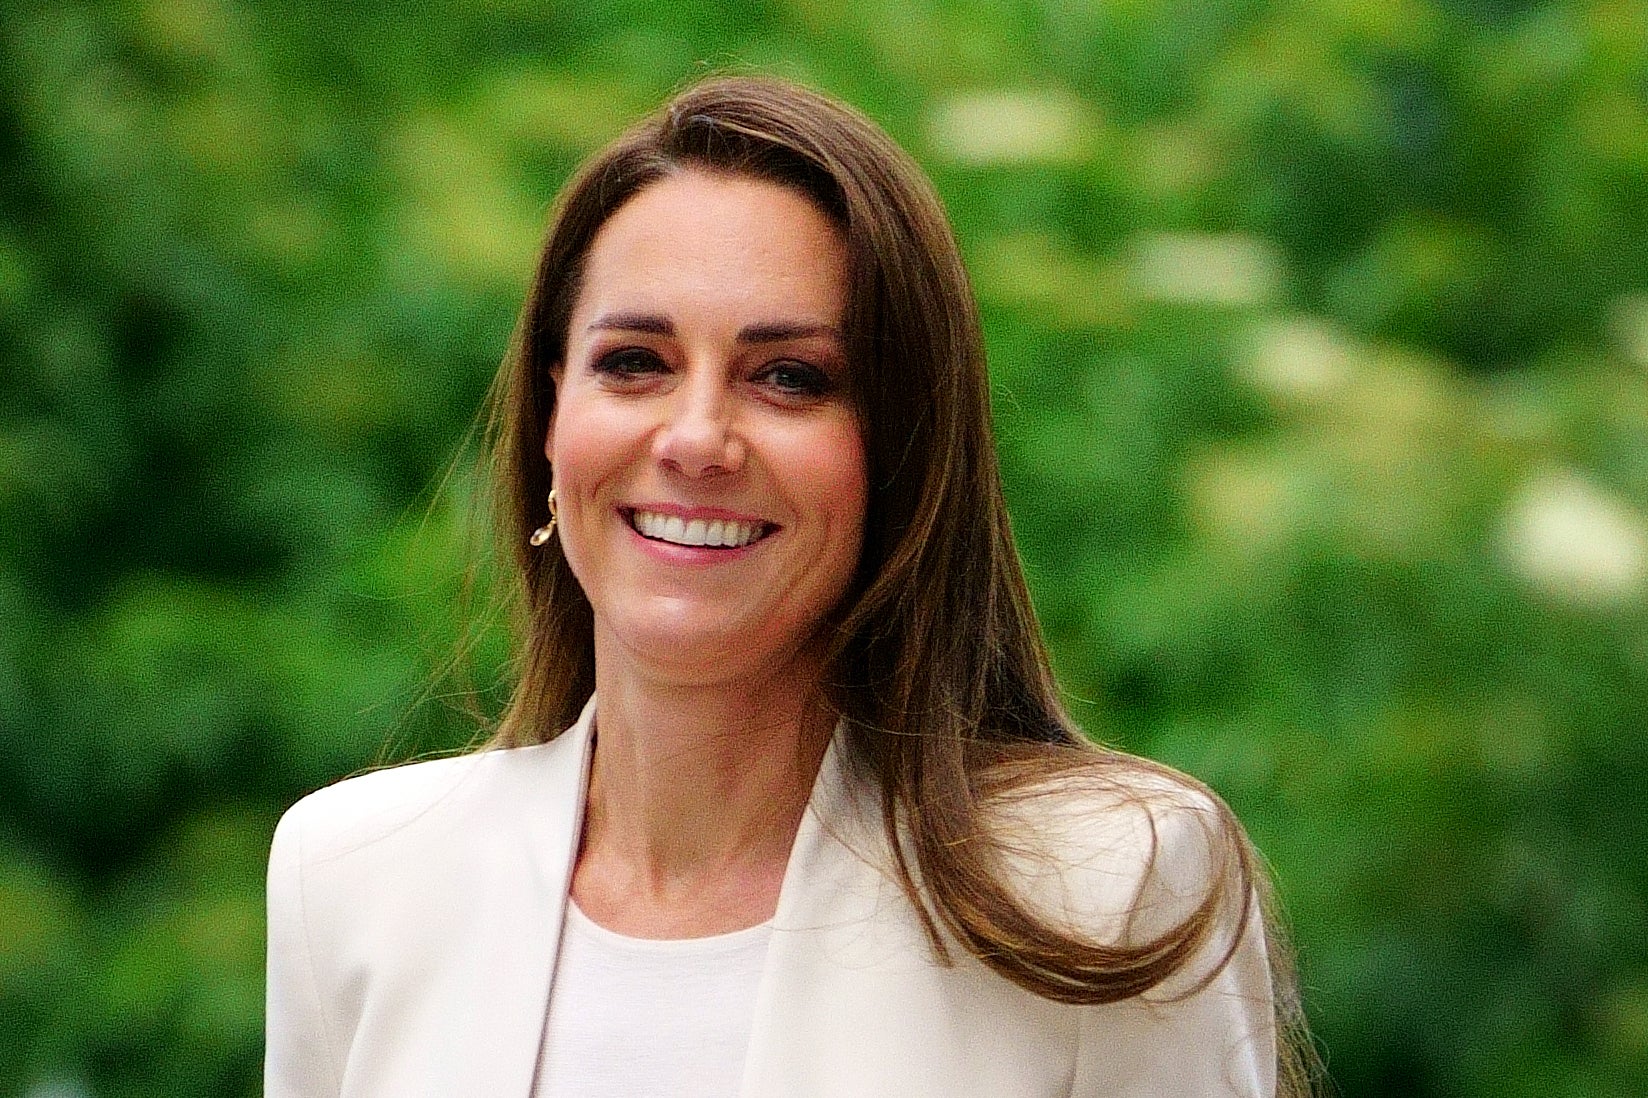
left=608, top=604, right=784, bottom=678
left=591, top=572, right=847, bottom=682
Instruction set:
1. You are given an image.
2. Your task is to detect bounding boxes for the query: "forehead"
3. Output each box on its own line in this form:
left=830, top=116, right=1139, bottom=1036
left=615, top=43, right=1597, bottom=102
left=571, top=170, right=848, bottom=328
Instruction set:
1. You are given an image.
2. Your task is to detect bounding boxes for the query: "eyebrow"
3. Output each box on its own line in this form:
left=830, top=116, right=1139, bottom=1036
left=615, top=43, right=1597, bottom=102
left=588, top=312, right=842, bottom=343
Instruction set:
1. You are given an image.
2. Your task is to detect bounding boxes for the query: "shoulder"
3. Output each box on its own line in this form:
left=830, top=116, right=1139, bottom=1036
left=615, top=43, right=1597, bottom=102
left=271, top=737, right=574, bottom=866
left=276, top=752, right=478, bottom=852
left=980, top=752, right=1242, bottom=946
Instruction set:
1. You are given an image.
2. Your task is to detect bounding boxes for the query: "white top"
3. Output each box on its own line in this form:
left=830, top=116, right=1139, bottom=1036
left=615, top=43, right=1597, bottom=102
left=532, top=901, right=774, bottom=1098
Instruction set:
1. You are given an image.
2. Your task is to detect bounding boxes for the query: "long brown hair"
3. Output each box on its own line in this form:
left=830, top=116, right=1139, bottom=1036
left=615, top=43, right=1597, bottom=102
left=486, top=74, right=1314, bottom=1094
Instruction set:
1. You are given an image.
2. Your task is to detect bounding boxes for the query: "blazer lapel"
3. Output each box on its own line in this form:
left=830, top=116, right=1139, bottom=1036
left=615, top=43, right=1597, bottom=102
left=736, top=733, right=1080, bottom=1098
left=737, top=732, right=897, bottom=1097
left=446, top=697, right=595, bottom=1097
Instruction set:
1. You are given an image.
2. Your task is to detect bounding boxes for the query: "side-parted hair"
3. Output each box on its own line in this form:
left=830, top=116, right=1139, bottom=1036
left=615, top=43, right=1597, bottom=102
left=486, top=74, right=1313, bottom=1095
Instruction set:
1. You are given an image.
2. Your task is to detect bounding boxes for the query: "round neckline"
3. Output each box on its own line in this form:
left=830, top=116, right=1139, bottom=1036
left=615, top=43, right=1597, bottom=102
left=565, top=899, right=774, bottom=954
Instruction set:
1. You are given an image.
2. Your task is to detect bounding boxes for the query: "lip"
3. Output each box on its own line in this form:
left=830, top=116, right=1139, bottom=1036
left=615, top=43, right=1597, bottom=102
left=618, top=503, right=779, bottom=563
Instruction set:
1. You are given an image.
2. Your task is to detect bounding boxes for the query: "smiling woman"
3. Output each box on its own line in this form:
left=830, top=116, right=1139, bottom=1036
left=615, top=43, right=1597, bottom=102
left=264, top=75, right=1315, bottom=1098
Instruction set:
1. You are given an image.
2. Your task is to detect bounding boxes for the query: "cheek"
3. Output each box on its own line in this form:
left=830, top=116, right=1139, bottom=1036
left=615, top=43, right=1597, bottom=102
left=543, top=397, right=631, bottom=578
left=802, top=418, right=869, bottom=551
left=548, top=392, right=626, bottom=484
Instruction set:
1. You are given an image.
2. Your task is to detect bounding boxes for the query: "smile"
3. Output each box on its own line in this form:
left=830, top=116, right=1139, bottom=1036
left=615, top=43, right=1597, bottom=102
left=626, top=508, right=774, bottom=549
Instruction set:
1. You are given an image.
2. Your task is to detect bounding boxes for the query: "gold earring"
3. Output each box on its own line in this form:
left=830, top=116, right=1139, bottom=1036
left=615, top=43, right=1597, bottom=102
left=529, top=489, right=557, bottom=546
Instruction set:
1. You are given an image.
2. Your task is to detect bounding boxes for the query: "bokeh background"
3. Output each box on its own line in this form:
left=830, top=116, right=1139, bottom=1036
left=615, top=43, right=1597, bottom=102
left=4, top=1, right=1648, bottom=1095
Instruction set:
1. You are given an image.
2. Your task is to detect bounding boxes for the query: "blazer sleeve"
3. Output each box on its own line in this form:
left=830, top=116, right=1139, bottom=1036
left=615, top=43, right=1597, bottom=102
left=265, top=804, right=345, bottom=1098
left=1068, top=800, right=1278, bottom=1098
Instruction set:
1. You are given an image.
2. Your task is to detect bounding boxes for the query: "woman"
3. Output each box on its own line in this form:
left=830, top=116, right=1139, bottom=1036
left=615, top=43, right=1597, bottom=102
left=265, top=75, right=1310, bottom=1097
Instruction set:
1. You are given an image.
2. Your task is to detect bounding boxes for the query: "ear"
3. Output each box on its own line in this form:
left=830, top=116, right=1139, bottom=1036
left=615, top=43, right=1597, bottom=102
left=543, top=363, right=562, bottom=462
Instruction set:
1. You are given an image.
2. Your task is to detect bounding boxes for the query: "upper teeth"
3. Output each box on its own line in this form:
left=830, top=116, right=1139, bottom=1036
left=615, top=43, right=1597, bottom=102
left=631, top=510, right=767, bottom=548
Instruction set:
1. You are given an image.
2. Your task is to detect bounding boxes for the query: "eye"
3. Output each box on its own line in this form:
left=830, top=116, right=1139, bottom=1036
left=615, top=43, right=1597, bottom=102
left=592, top=346, right=667, bottom=380
left=756, top=359, right=833, bottom=399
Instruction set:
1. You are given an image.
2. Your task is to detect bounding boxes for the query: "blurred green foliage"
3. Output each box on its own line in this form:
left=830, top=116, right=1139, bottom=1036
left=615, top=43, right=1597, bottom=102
left=3, top=1, right=1647, bottom=1095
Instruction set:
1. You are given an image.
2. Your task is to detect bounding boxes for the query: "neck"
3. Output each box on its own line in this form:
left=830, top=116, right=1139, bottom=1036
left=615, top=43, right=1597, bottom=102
left=573, top=632, right=835, bottom=932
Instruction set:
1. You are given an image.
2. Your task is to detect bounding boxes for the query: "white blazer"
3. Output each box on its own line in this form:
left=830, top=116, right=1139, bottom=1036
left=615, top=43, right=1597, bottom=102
left=265, top=698, right=1276, bottom=1097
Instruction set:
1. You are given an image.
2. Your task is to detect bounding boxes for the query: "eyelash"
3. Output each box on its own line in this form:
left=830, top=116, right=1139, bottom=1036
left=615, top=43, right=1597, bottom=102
left=756, top=360, right=833, bottom=398
left=590, top=348, right=836, bottom=400
left=592, top=347, right=666, bottom=378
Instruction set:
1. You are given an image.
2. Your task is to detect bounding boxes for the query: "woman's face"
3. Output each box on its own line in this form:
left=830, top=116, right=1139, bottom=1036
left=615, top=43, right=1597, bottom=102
left=548, top=169, right=867, bottom=686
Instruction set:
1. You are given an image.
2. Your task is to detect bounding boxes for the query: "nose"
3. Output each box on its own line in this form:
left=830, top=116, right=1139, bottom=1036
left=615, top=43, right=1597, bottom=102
left=653, top=366, right=745, bottom=478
